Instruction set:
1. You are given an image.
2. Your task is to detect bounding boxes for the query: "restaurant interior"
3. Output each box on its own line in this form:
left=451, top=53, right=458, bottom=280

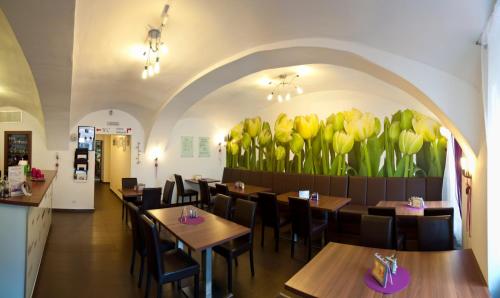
left=0, top=0, right=499, bottom=297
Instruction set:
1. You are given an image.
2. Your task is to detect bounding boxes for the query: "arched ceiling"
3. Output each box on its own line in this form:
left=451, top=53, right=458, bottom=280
left=0, top=8, right=42, bottom=122
left=70, top=0, right=493, bottom=133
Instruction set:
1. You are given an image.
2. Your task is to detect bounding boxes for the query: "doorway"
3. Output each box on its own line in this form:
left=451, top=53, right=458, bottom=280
left=95, top=140, right=102, bottom=182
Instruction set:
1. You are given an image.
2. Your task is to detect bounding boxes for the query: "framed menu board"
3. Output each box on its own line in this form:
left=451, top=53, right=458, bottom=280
left=4, top=131, right=32, bottom=175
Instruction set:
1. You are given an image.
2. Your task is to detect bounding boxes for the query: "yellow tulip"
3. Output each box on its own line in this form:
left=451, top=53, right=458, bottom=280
left=230, top=122, right=244, bottom=140
left=275, top=146, right=285, bottom=160
left=344, top=108, right=363, bottom=123
left=258, top=127, right=272, bottom=146
left=327, top=112, right=345, bottom=131
left=332, top=131, right=354, bottom=154
left=344, top=113, right=377, bottom=142
left=230, top=140, right=239, bottom=155
left=290, top=133, right=305, bottom=154
left=400, top=109, right=413, bottom=130
left=244, top=117, right=261, bottom=138
left=274, top=113, right=293, bottom=143
left=241, top=133, right=251, bottom=150
left=323, top=123, right=335, bottom=143
left=399, top=130, right=423, bottom=155
left=412, top=116, right=440, bottom=142
left=294, top=114, right=320, bottom=140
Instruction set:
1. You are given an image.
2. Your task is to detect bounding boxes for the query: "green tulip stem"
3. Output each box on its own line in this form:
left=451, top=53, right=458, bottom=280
left=363, top=142, right=372, bottom=177
left=432, top=140, right=443, bottom=176
left=259, top=147, right=264, bottom=171
left=409, top=155, right=414, bottom=177
left=232, top=154, right=237, bottom=168
left=297, top=152, right=303, bottom=174
left=403, top=154, right=410, bottom=177
left=308, top=139, right=315, bottom=174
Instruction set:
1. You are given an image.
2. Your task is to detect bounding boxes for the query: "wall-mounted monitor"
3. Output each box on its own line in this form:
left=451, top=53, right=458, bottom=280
left=78, top=126, right=95, bottom=151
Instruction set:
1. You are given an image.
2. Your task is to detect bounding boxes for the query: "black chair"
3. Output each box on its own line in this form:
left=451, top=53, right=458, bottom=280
left=122, top=177, right=138, bottom=222
left=141, top=187, right=163, bottom=211
left=361, top=215, right=394, bottom=249
left=212, top=194, right=232, bottom=219
left=126, top=202, right=175, bottom=288
left=288, top=197, right=328, bottom=260
left=215, top=183, right=229, bottom=195
left=199, top=180, right=213, bottom=210
left=174, top=174, right=198, bottom=204
left=140, top=214, right=200, bottom=298
left=213, top=199, right=257, bottom=294
left=418, top=214, right=454, bottom=251
left=256, top=192, right=290, bottom=252
left=368, top=207, right=402, bottom=249
left=162, top=180, right=175, bottom=207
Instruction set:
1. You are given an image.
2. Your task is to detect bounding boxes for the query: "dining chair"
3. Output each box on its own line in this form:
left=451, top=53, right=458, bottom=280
left=418, top=214, right=454, bottom=251
left=198, top=180, right=213, bottom=210
left=141, top=187, right=163, bottom=211
left=212, top=194, right=232, bottom=219
left=213, top=199, right=257, bottom=294
left=174, top=174, right=198, bottom=204
left=367, top=207, right=403, bottom=249
left=162, top=180, right=175, bottom=207
left=256, top=192, right=290, bottom=252
left=140, top=214, right=200, bottom=298
left=215, top=183, right=229, bottom=195
left=122, top=177, right=138, bottom=222
left=288, top=197, right=328, bottom=261
left=360, top=215, right=394, bottom=249
left=126, top=202, right=175, bottom=288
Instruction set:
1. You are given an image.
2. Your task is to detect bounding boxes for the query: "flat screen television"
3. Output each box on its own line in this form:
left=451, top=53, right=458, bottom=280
left=78, top=126, right=95, bottom=151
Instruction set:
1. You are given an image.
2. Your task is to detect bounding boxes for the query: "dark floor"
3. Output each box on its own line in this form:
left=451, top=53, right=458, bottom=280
left=33, top=183, right=320, bottom=298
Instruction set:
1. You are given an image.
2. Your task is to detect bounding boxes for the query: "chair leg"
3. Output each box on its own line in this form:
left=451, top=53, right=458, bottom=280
left=261, top=224, right=265, bottom=248
left=138, top=255, right=145, bottom=288
left=291, top=233, right=295, bottom=258
left=227, top=257, right=233, bottom=293
left=194, top=274, right=199, bottom=298
left=274, top=226, right=280, bottom=252
left=157, top=282, right=162, bottom=298
left=250, top=248, right=255, bottom=276
left=130, top=249, right=135, bottom=275
left=145, top=273, right=151, bottom=298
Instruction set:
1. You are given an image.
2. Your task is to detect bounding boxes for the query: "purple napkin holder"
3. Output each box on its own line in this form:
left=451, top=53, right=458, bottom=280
left=364, top=267, right=410, bottom=294
left=179, top=216, right=205, bottom=225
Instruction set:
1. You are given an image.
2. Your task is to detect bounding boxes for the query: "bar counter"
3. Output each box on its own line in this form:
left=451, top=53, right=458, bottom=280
left=0, top=170, right=57, bottom=298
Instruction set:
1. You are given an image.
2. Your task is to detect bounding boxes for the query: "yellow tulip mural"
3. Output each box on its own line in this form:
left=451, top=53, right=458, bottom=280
left=226, top=109, right=447, bottom=178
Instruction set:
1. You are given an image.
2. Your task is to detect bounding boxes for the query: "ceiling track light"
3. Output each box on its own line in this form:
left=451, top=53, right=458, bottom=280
left=265, top=73, right=303, bottom=102
left=141, top=4, right=170, bottom=79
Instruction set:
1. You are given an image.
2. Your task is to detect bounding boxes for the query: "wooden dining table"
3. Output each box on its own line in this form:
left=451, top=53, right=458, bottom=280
left=276, top=192, right=351, bottom=212
left=185, top=178, right=220, bottom=184
left=224, top=182, right=271, bottom=197
left=376, top=200, right=454, bottom=216
left=147, top=206, right=250, bottom=297
left=118, top=188, right=142, bottom=198
left=285, top=242, right=490, bottom=298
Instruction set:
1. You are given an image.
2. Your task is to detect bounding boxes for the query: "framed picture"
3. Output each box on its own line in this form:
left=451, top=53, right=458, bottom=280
left=372, top=254, right=390, bottom=288
left=78, top=126, right=95, bottom=151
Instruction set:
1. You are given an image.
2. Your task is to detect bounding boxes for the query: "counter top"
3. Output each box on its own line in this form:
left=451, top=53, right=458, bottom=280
left=0, top=170, right=57, bottom=207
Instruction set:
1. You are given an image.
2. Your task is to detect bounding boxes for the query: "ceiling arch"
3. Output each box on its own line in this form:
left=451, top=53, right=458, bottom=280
left=148, top=41, right=482, bottom=158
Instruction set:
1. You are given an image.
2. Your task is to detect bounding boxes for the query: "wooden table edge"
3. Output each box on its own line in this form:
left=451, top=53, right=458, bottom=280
left=146, top=208, right=251, bottom=251
left=277, top=192, right=352, bottom=212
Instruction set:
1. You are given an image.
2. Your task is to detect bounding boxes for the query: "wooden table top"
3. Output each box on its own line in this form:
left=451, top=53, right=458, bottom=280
left=185, top=178, right=220, bottom=184
left=285, top=242, right=489, bottom=298
left=376, top=200, right=454, bottom=216
left=147, top=206, right=250, bottom=251
left=277, top=192, right=351, bottom=212
left=225, top=182, right=271, bottom=196
left=0, top=170, right=57, bottom=207
left=119, top=188, right=142, bottom=198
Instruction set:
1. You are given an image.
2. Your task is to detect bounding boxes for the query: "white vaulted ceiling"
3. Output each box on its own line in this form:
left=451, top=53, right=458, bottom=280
left=0, top=0, right=494, bottom=148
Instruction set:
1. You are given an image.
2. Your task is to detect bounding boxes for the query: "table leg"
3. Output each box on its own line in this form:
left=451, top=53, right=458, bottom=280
left=202, top=248, right=213, bottom=298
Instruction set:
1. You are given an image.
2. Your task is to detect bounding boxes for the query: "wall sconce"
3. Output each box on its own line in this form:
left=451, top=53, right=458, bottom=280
left=149, top=146, right=162, bottom=178
left=460, top=156, right=472, bottom=193
left=460, top=155, right=473, bottom=238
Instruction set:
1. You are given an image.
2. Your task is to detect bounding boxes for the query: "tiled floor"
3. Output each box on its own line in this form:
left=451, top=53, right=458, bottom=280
left=33, top=183, right=317, bottom=298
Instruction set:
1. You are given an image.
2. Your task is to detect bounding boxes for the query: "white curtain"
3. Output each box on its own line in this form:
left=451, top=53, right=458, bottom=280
left=441, top=129, right=462, bottom=247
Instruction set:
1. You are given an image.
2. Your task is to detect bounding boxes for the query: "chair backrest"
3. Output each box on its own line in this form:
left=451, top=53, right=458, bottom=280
left=367, top=207, right=396, bottom=217
left=162, top=180, right=175, bottom=206
left=424, top=207, right=454, bottom=218
left=139, top=214, right=164, bottom=280
left=122, top=177, right=138, bottom=189
left=126, top=202, right=146, bottom=254
left=174, top=174, right=185, bottom=195
left=417, top=215, right=453, bottom=251
left=233, top=199, right=257, bottom=242
left=288, top=197, right=312, bottom=238
left=199, top=180, right=211, bottom=206
left=361, top=215, right=394, bottom=249
left=256, top=192, right=280, bottom=227
left=215, top=183, right=229, bottom=195
left=141, top=187, right=162, bottom=210
left=212, top=194, right=232, bottom=219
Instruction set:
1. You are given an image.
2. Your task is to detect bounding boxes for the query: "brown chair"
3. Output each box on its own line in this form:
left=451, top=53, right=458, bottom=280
left=198, top=180, right=213, bottom=210
left=122, top=177, right=138, bottom=222
left=417, top=215, right=453, bottom=251
left=141, top=187, right=162, bottom=211
left=174, top=174, right=198, bottom=204
left=140, top=215, right=200, bottom=298
left=361, top=215, right=393, bottom=249
left=288, top=197, right=328, bottom=260
left=162, top=180, right=175, bottom=207
left=368, top=207, right=403, bottom=249
left=215, top=183, right=229, bottom=195
left=213, top=199, right=257, bottom=293
left=212, top=194, right=232, bottom=219
left=256, top=192, right=290, bottom=252
left=339, top=176, right=368, bottom=235
left=222, top=167, right=232, bottom=183
left=424, top=207, right=454, bottom=241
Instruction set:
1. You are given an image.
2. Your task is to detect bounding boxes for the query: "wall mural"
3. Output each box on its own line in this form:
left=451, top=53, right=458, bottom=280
left=225, top=109, right=447, bottom=177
